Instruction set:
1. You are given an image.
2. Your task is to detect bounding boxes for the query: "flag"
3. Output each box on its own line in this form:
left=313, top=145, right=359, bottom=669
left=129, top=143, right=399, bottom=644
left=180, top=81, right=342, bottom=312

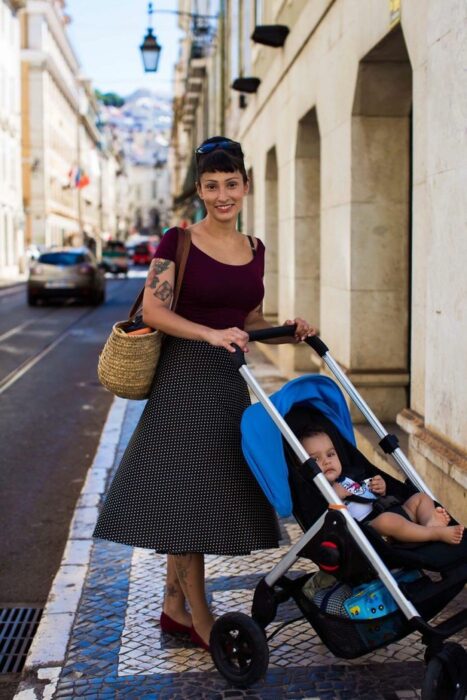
left=76, top=168, right=90, bottom=189
left=66, top=166, right=90, bottom=189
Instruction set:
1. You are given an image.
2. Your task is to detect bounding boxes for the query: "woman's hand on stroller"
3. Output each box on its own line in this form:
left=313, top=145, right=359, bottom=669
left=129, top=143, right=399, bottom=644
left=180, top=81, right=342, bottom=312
left=368, top=475, right=387, bottom=496
left=284, top=318, right=318, bottom=342
left=205, top=327, right=250, bottom=353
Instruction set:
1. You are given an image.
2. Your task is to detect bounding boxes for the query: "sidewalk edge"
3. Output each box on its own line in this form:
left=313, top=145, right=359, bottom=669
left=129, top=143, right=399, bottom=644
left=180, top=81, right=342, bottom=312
left=14, top=395, right=128, bottom=699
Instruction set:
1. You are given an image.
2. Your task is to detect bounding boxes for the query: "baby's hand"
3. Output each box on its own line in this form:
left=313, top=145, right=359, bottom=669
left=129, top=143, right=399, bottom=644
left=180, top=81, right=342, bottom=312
left=334, top=483, right=350, bottom=500
left=369, top=475, right=386, bottom=496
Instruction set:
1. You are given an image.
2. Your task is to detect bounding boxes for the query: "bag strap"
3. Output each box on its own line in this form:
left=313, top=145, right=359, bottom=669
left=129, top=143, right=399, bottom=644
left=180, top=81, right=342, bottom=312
left=172, top=227, right=191, bottom=310
left=128, top=227, right=191, bottom=319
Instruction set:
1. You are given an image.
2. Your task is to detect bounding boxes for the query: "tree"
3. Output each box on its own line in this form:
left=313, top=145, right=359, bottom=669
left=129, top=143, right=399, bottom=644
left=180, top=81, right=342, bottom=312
left=95, top=90, right=125, bottom=107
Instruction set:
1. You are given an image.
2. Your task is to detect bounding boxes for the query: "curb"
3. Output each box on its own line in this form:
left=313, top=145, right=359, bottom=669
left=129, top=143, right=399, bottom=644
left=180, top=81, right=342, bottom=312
left=14, top=396, right=128, bottom=699
left=0, top=282, right=26, bottom=295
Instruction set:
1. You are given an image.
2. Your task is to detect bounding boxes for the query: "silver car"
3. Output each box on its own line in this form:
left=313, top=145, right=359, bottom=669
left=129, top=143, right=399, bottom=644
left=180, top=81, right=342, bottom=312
left=27, top=247, right=106, bottom=306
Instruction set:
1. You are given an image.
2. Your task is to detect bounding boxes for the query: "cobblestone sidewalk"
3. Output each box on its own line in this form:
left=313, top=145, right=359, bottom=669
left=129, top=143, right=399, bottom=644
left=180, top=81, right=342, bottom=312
left=15, top=348, right=466, bottom=699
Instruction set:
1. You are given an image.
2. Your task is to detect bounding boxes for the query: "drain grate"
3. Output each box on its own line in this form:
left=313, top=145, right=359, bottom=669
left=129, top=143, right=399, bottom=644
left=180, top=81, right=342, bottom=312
left=0, top=608, right=43, bottom=673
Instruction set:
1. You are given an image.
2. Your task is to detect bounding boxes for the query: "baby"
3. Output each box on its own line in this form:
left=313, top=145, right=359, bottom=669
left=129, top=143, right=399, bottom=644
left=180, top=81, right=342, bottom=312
left=301, top=429, right=464, bottom=545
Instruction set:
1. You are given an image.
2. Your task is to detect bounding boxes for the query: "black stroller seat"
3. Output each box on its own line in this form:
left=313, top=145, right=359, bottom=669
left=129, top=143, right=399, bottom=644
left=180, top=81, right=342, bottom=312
left=285, top=404, right=467, bottom=580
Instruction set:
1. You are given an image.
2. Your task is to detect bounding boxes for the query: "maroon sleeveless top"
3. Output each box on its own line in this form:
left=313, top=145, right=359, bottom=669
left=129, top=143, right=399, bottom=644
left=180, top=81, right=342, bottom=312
left=154, top=227, right=265, bottom=330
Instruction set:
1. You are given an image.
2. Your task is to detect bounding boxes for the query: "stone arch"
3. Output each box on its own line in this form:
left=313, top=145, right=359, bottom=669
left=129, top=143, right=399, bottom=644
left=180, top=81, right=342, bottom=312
left=264, top=147, right=278, bottom=319
left=294, top=107, right=320, bottom=334
left=351, top=25, right=412, bottom=420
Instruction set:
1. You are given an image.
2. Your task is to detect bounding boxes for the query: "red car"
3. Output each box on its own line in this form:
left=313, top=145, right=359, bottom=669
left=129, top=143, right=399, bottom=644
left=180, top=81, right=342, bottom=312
left=133, top=241, right=158, bottom=266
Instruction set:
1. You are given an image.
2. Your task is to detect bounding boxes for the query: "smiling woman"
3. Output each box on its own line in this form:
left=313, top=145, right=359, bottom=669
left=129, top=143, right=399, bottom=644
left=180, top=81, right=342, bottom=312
left=93, top=135, right=318, bottom=652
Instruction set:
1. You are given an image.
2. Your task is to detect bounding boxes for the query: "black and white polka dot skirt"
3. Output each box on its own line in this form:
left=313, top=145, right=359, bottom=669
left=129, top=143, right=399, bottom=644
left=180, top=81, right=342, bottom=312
left=93, top=336, right=280, bottom=555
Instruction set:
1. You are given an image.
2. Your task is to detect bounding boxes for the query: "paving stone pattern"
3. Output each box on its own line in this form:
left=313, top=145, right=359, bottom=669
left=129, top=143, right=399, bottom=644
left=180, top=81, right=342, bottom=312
left=51, top=357, right=465, bottom=699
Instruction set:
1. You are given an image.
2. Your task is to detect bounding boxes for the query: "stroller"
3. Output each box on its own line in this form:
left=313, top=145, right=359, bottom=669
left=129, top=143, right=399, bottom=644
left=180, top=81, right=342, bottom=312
left=209, top=327, right=467, bottom=699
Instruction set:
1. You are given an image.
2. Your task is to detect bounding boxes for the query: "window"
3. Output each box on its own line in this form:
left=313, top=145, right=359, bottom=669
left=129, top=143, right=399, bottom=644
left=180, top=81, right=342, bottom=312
left=39, top=252, right=86, bottom=265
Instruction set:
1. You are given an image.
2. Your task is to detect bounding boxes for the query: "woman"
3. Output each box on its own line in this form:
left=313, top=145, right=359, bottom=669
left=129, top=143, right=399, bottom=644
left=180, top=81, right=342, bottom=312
left=93, top=136, right=317, bottom=650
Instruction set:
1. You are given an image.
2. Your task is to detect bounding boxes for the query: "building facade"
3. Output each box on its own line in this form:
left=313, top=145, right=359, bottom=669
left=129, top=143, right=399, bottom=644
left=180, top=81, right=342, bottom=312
left=127, top=162, right=170, bottom=236
left=170, top=0, right=219, bottom=223
left=0, top=0, right=25, bottom=279
left=172, top=0, right=467, bottom=518
left=21, top=0, right=81, bottom=248
left=20, top=0, right=116, bottom=253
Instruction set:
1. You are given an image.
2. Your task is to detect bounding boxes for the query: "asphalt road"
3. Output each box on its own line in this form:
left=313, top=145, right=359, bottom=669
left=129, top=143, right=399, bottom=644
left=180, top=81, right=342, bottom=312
left=0, top=272, right=145, bottom=607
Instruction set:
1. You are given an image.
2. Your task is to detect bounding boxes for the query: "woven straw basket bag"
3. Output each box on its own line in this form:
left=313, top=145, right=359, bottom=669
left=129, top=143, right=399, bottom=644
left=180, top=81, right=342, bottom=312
left=97, top=228, right=191, bottom=400
left=98, top=321, right=163, bottom=400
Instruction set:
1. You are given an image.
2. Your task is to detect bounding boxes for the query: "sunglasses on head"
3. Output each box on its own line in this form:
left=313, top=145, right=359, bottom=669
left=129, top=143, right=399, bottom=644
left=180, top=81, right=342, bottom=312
left=195, top=140, right=243, bottom=157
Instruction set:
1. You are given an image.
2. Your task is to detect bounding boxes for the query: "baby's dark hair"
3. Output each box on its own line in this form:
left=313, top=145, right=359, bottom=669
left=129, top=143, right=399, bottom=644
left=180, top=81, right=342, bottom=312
left=195, top=136, right=248, bottom=183
left=298, top=426, right=331, bottom=442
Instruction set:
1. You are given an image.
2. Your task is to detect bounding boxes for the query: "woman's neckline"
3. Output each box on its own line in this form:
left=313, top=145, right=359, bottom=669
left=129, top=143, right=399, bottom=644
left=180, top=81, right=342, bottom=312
left=189, top=238, right=258, bottom=267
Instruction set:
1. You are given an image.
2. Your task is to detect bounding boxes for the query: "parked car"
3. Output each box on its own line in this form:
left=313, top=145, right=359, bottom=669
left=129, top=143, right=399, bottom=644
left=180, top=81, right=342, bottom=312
left=101, top=240, right=129, bottom=276
left=133, top=241, right=158, bottom=266
left=27, top=247, right=106, bottom=306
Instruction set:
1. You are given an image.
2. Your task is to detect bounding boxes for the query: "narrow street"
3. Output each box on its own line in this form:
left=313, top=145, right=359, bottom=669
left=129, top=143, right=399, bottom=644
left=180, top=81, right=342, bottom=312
left=0, top=274, right=143, bottom=605
left=0, top=273, right=146, bottom=698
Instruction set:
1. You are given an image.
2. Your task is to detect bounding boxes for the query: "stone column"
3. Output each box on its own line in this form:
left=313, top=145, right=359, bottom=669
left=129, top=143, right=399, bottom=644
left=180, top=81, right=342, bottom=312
left=348, top=32, right=412, bottom=421
left=264, top=148, right=278, bottom=319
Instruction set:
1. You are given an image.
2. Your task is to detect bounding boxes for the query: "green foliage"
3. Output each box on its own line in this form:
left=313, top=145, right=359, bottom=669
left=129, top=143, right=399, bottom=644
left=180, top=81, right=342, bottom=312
left=95, top=89, right=125, bottom=107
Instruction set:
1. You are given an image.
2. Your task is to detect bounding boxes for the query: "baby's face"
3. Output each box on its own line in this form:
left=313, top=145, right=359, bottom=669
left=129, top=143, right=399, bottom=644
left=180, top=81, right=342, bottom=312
left=301, top=433, right=343, bottom=482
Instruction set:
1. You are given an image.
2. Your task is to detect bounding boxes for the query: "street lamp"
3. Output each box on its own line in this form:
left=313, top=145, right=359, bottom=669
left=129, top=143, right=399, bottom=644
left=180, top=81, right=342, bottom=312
left=139, top=3, right=218, bottom=74
left=140, top=2, right=162, bottom=72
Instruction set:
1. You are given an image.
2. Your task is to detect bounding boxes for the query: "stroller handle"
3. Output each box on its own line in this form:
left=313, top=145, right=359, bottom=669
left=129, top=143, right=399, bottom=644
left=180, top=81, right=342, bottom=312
left=305, top=335, right=329, bottom=357
left=248, top=325, right=297, bottom=342
left=248, top=326, right=330, bottom=357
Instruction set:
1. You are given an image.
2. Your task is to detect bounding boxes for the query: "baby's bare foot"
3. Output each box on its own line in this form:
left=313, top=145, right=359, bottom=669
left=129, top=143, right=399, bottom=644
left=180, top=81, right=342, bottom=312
left=426, top=507, right=450, bottom=527
left=436, top=524, right=464, bottom=545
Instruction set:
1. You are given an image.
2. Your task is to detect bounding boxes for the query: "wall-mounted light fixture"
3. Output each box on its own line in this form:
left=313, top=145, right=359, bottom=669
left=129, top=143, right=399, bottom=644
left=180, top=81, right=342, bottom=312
left=251, top=25, right=289, bottom=48
left=231, top=77, right=261, bottom=94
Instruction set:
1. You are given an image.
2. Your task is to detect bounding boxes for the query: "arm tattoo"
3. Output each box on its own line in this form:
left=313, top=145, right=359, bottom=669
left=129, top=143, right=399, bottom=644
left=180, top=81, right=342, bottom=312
left=154, top=281, right=172, bottom=302
left=145, top=258, right=171, bottom=289
left=145, top=258, right=173, bottom=303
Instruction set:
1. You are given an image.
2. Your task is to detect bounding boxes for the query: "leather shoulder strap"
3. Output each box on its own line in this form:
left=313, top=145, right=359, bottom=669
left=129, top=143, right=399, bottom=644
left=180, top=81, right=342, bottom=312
left=172, top=227, right=191, bottom=311
left=129, top=284, right=145, bottom=320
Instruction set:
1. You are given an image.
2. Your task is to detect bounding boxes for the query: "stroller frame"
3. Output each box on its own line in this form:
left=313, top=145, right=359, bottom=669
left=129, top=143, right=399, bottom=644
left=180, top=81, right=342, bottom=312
left=210, top=326, right=467, bottom=693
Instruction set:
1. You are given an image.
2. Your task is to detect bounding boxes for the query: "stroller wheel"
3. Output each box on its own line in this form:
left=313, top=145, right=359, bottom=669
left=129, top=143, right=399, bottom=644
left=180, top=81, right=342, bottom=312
left=210, top=612, right=269, bottom=688
left=421, top=643, right=467, bottom=700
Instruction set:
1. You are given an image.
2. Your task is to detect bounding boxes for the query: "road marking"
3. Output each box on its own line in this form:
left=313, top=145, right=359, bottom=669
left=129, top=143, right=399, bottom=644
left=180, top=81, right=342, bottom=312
left=0, top=321, right=34, bottom=343
left=0, top=277, right=133, bottom=395
left=22, top=396, right=127, bottom=672
left=0, top=331, right=71, bottom=396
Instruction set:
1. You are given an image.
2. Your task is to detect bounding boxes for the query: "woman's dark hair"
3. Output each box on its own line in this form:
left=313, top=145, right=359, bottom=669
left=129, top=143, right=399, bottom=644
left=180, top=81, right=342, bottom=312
left=195, top=136, right=248, bottom=184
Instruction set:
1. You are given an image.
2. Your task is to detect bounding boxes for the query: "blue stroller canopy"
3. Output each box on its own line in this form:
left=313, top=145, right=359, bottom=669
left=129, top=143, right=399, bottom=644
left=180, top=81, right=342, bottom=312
left=241, top=375, right=355, bottom=517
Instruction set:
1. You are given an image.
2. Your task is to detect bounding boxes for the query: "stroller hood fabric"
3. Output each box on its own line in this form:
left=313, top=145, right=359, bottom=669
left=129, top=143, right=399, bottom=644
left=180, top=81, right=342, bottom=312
left=241, top=375, right=355, bottom=516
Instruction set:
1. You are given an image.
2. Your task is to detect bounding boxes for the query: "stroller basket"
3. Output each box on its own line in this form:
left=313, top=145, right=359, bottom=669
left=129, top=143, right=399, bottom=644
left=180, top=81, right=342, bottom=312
left=292, top=573, right=464, bottom=659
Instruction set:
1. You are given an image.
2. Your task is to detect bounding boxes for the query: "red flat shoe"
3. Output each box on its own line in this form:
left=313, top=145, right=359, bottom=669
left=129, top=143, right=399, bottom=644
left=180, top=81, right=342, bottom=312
left=159, top=612, right=191, bottom=636
left=190, top=626, right=210, bottom=652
